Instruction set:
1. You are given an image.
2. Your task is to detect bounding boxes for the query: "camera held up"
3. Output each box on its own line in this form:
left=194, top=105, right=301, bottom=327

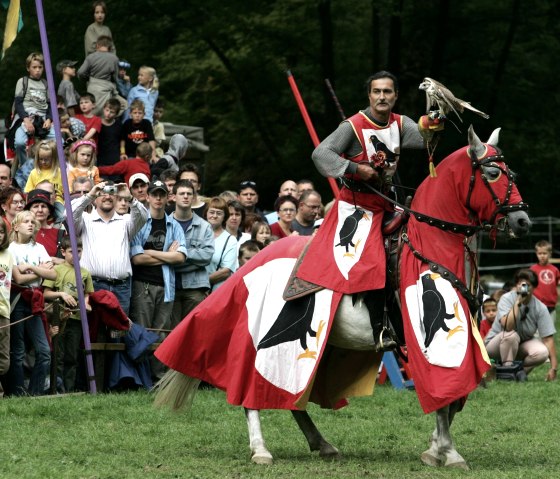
left=519, top=282, right=529, bottom=297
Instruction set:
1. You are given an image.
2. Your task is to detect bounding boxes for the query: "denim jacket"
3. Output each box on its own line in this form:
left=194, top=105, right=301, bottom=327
left=174, top=213, right=214, bottom=290
left=130, top=212, right=187, bottom=302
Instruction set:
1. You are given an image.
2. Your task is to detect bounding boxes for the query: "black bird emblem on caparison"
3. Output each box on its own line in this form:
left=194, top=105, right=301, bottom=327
left=335, top=208, right=369, bottom=256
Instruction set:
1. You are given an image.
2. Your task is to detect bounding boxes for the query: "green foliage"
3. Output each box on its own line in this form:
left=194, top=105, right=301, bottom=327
left=1, top=0, right=558, bottom=213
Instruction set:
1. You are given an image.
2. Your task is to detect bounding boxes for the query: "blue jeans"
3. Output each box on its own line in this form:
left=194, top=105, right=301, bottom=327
left=93, top=277, right=132, bottom=316
left=8, top=298, right=51, bottom=396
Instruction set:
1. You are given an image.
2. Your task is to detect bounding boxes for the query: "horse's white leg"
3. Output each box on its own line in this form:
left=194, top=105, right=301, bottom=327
left=291, top=410, right=340, bottom=459
left=421, top=403, right=468, bottom=470
left=244, top=408, right=273, bottom=465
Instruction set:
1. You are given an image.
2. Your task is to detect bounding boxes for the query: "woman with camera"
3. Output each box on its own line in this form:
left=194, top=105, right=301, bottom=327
left=484, top=269, right=558, bottom=381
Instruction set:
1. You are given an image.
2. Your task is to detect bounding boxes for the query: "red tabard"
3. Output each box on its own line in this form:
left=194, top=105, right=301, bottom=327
left=296, top=111, right=402, bottom=294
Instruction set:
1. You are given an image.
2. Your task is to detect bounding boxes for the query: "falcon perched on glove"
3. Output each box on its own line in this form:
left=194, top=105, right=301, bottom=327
left=419, top=77, right=489, bottom=122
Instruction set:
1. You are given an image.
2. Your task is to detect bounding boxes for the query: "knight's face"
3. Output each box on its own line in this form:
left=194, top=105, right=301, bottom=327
left=368, top=78, right=398, bottom=121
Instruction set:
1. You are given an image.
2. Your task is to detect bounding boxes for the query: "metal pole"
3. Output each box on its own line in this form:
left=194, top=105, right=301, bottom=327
left=35, top=0, right=97, bottom=393
left=286, top=70, right=339, bottom=198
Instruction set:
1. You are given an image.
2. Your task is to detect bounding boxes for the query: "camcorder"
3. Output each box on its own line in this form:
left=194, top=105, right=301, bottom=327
left=519, top=282, right=529, bottom=297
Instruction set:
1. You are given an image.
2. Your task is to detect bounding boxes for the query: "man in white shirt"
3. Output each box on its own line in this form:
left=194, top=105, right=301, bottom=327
left=72, top=180, right=148, bottom=314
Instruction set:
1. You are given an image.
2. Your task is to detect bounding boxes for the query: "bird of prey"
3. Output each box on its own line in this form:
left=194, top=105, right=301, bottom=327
left=419, top=77, right=489, bottom=122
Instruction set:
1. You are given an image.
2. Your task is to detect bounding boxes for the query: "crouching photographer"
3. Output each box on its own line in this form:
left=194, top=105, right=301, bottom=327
left=484, top=269, right=558, bottom=382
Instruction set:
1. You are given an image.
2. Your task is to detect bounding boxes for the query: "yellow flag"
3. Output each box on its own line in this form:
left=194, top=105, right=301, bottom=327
left=2, top=0, right=22, bottom=59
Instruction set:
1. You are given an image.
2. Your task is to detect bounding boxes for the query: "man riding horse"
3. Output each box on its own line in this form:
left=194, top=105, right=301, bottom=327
left=296, top=70, right=443, bottom=351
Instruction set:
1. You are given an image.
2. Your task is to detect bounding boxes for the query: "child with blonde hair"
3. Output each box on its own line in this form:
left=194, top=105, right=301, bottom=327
left=67, top=139, right=101, bottom=190
left=25, top=139, right=65, bottom=222
left=6, top=211, right=57, bottom=396
left=127, top=65, right=159, bottom=123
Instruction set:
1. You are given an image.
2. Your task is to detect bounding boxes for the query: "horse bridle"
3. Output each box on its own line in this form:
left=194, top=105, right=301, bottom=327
left=343, top=146, right=529, bottom=237
left=465, top=147, right=529, bottom=229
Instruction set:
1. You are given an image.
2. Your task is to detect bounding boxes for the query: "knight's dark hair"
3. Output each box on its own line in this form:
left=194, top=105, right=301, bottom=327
left=514, top=269, right=538, bottom=288
left=365, top=70, right=399, bottom=94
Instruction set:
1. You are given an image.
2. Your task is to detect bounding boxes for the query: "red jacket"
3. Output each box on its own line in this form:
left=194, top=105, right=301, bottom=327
left=98, top=157, right=151, bottom=185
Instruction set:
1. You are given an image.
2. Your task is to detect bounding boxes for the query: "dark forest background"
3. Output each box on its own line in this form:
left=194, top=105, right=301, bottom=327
left=1, top=0, right=558, bottom=217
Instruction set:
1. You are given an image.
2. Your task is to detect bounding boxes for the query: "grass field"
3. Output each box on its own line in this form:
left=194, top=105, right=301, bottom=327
left=1, top=365, right=560, bottom=479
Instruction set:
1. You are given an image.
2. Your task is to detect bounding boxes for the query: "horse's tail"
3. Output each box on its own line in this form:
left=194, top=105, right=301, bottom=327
left=153, top=369, right=201, bottom=411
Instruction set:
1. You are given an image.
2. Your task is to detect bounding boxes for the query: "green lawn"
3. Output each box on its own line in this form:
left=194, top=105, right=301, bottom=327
left=1, top=366, right=559, bottom=479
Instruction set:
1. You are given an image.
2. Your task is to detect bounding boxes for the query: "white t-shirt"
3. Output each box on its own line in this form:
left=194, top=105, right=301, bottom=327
left=8, top=241, right=51, bottom=288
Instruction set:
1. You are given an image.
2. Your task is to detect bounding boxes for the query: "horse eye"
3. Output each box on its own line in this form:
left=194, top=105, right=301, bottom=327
left=483, top=165, right=502, bottom=182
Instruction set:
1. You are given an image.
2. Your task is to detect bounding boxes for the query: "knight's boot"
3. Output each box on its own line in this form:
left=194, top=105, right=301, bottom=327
left=364, top=290, right=397, bottom=352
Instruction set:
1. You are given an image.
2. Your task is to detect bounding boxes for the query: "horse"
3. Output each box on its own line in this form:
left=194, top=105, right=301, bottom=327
left=154, top=126, right=531, bottom=469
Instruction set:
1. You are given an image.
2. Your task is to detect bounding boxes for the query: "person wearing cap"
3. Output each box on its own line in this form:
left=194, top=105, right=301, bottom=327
left=57, top=59, right=80, bottom=116
left=128, top=172, right=150, bottom=208
left=238, top=180, right=266, bottom=222
left=71, top=180, right=148, bottom=315
left=117, top=60, right=132, bottom=98
left=24, top=189, right=65, bottom=264
left=98, top=141, right=152, bottom=187
left=130, top=180, right=187, bottom=375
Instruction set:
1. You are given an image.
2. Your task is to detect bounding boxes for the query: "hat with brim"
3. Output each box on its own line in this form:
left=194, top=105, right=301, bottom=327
left=24, top=189, right=55, bottom=217
left=56, top=60, right=78, bottom=73
left=128, top=173, right=150, bottom=188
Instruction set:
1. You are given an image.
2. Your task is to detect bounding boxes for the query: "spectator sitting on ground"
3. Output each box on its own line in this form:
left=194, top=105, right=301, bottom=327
left=484, top=269, right=558, bottom=382
left=479, top=297, right=497, bottom=339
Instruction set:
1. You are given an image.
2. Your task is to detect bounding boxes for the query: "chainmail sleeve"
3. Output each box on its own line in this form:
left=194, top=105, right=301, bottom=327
left=311, top=121, right=363, bottom=178
left=401, top=115, right=426, bottom=149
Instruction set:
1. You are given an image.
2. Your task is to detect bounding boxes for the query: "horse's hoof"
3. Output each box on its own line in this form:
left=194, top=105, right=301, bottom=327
left=445, top=459, right=469, bottom=470
left=420, top=451, right=441, bottom=467
left=319, top=443, right=340, bottom=460
left=251, top=451, right=273, bottom=465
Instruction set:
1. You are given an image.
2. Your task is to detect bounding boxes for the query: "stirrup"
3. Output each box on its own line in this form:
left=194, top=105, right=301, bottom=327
left=374, top=327, right=397, bottom=352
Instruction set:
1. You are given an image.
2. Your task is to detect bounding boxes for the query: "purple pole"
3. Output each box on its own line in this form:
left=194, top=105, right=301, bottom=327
left=35, top=0, right=97, bottom=393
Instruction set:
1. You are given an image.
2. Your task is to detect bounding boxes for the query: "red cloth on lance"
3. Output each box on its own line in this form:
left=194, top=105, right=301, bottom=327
left=156, top=236, right=381, bottom=410
left=296, top=112, right=402, bottom=294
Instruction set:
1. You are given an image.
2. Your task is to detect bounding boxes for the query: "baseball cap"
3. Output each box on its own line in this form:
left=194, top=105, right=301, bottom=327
left=56, top=59, right=77, bottom=73
left=128, top=173, right=150, bottom=188
left=148, top=179, right=168, bottom=195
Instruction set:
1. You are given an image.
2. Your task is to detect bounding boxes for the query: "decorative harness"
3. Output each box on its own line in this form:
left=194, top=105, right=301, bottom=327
left=341, top=146, right=529, bottom=314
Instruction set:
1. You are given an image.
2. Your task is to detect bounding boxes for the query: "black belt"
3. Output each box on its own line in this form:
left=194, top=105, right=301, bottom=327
left=340, top=177, right=382, bottom=194
left=92, top=276, right=129, bottom=285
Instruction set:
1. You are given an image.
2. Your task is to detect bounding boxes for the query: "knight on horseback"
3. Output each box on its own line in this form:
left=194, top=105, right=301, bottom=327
left=296, top=70, right=443, bottom=352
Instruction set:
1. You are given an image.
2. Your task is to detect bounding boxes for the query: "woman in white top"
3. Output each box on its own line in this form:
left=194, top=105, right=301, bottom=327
left=205, top=197, right=238, bottom=291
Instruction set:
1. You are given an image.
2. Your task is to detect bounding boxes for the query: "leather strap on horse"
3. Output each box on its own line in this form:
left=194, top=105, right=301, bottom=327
left=401, top=232, right=479, bottom=315
left=340, top=177, right=488, bottom=236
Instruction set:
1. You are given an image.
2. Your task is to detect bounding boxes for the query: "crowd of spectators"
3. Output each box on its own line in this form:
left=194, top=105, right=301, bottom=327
left=0, top=2, right=328, bottom=396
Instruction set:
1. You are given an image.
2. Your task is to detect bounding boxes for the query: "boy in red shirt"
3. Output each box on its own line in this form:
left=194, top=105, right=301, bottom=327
left=530, top=240, right=560, bottom=321
left=75, top=93, right=102, bottom=145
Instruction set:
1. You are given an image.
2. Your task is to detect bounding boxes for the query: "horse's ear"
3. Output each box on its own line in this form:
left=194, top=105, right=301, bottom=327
left=467, top=125, right=485, bottom=158
left=486, top=128, right=501, bottom=147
